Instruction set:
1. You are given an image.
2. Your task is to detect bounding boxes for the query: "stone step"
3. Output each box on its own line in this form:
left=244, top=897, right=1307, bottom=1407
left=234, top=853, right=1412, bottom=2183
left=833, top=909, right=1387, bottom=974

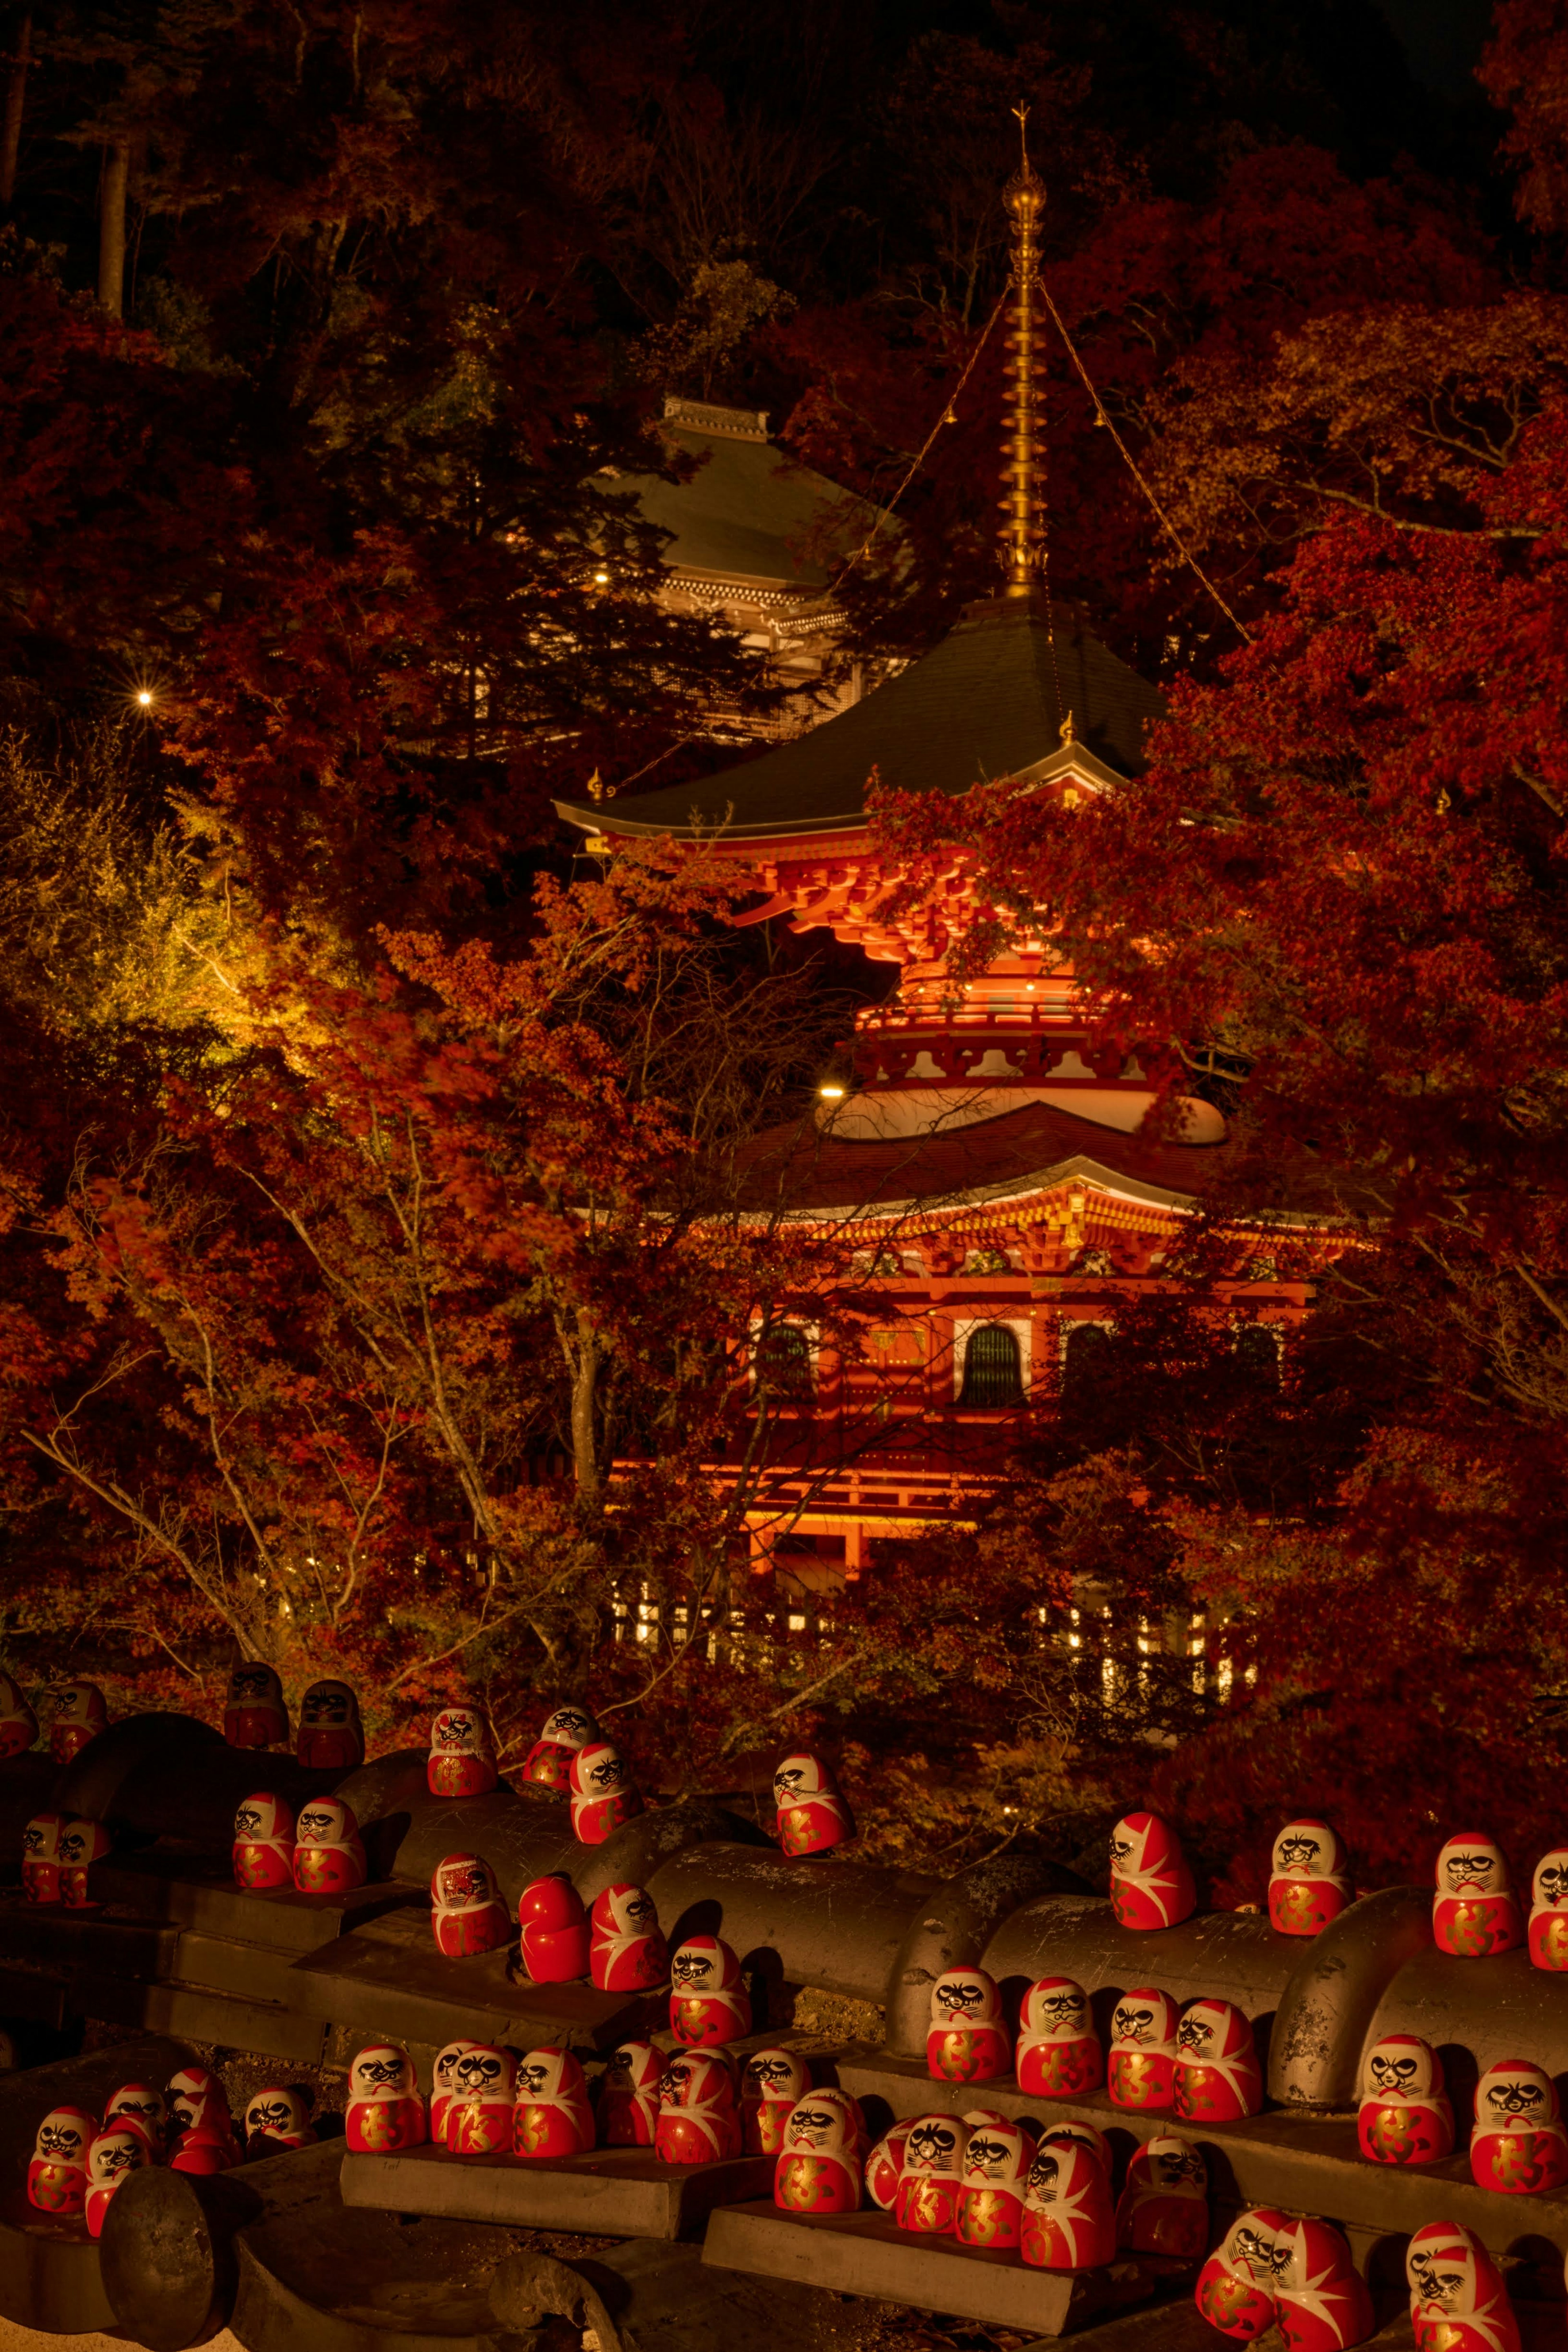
left=0, top=1966, right=69, bottom=2030
left=838, top=2051, right=1568, bottom=2265
left=172, top=1928, right=304, bottom=2007
left=0, top=1899, right=178, bottom=1977
left=702, top=2201, right=1192, bottom=2338
left=342, top=2141, right=775, bottom=2240
left=91, top=1854, right=422, bottom=1952
left=69, top=1970, right=327, bottom=2065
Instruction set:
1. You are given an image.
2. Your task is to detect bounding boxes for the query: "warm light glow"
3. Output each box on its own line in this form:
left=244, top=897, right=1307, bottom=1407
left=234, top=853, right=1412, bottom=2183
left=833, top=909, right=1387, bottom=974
left=136, top=689, right=153, bottom=707
left=818, top=1082, right=846, bottom=1101
left=592, top=568, right=610, bottom=584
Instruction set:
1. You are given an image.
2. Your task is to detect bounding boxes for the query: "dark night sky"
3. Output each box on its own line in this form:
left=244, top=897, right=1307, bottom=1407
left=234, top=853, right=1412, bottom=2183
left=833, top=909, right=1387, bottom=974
left=1375, top=0, right=1493, bottom=98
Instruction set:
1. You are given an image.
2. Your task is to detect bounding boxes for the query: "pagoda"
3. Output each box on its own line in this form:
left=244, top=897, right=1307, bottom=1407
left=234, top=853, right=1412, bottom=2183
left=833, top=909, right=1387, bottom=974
left=557, top=148, right=1338, bottom=1581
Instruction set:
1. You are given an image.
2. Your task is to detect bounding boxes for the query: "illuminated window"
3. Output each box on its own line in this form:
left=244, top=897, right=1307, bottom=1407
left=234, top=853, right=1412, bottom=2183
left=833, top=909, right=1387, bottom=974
left=755, top=1324, right=813, bottom=1398
left=1234, top=1324, right=1283, bottom=1387
left=959, top=1324, right=1023, bottom=1407
left=1062, top=1320, right=1112, bottom=1398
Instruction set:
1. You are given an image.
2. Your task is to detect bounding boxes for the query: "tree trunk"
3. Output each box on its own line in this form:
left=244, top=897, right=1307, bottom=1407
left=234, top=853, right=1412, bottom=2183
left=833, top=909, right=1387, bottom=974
left=0, top=14, right=31, bottom=209
left=98, top=138, right=128, bottom=315
left=569, top=1310, right=605, bottom=1512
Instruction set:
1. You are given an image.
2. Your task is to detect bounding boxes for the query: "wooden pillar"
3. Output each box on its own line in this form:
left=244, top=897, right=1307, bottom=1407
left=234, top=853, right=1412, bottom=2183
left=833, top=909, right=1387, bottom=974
left=0, top=15, right=31, bottom=209
left=98, top=138, right=128, bottom=316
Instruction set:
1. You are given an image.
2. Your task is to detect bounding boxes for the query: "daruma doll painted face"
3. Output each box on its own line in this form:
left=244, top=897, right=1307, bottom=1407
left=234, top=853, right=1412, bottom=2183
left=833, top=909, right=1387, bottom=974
left=1267, top=1819, right=1350, bottom=1936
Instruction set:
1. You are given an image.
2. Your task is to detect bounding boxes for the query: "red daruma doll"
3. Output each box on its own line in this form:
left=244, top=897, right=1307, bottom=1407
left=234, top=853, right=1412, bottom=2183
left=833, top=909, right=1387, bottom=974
left=569, top=1739, right=644, bottom=1844
left=954, top=2116, right=1033, bottom=2250
left=1407, top=2223, right=1521, bottom=2352
left=512, top=2049, right=595, bottom=2160
left=1470, top=2058, right=1568, bottom=2194
left=58, top=1817, right=111, bottom=1908
left=1109, top=1811, right=1196, bottom=1930
left=1356, top=2035, right=1454, bottom=2166
left=896, top=2113, right=969, bottom=2234
left=426, top=1706, right=497, bottom=1799
left=1116, top=2134, right=1209, bottom=2257
left=296, top=1678, right=363, bottom=1770
left=590, top=1883, right=668, bottom=1991
left=1432, top=1832, right=1523, bottom=1957
left=223, top=1661, right=289, bottom=1751
left=927, top=1967, right=1011, bottom=2084
left=742, top=2049, right=808, bottom=2156
left=599, top=2042, right=662, bottom=2147
left=772, top=1751, right=855, bottom=1857
left=85, top=2122, right=151, bottom=2239
left=234, top=1793, right=295, bottom=1891
left=1174, top=1998, right=1263, bottom=2123
left=522, top=1701, right=599, bottom=1792
left=864, top=2122, right=911, bottom=2212
left=292, top=1796, right=366, bottom=1893
left=167, top=2066, right=238, bottom=2163
left=1019, top=2137, right=1116, bottom=2270
left=1016, top=1976, right=1102, bottom=2097
left=654, top=2050, right=742, bottom=2164
left=670, top=1936, right=751, bottom=2046
left=1107, top=1986, right=1180, bottom=2111
left=242, top=2087, right=316, bottom=2158
left=21, top=1812, right=66, bottom=1905
left=1272, top=2215, right=1374, bottom=2352
left=0, top=1670, right=37, bottom=1758
left=50, top=1682, right=107, bottom=1767
left=430, top=1853, right=510, bottom=1957
left=429, top=2042, right=477, bottom=2146
left=1268, top=1819, right=1352, bottom=1936
left=773, top=2089, right=862, bottom=2213
left=1196, top=2209, right=1287, bottom=2342
left=519, top=1876, right=591, bottom=1982
left=104, top=2082, right=167, bottom=2154
left=444, top=2046, right=515, bottom=2156
left=1528, top=1847, right=1568, bottom=1971
left=346, top=2044, right=427, bottom=2153
left=28, top=2107, right=94, bottom=2215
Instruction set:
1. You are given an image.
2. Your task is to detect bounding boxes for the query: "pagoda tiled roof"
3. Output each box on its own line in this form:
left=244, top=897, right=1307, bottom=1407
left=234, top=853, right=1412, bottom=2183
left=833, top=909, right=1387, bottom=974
left=739, top=1095, right=1228, bottom=1221
left=622, top=406, right=863, bottom=595
left=556, top=592, right=1165, bottom=843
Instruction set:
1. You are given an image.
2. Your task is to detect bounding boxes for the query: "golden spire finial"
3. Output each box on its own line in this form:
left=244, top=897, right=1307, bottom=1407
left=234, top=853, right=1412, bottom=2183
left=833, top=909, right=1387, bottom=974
left=999, top=109, right=1047, bottom=600
left=1060, top=709, right=1076, bottom=745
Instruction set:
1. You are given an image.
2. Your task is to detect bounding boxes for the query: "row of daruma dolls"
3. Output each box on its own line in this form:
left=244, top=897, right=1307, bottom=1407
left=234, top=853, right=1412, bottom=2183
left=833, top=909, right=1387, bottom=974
left=345, top=2036, right=1214, bottom=2269
left=1199, top=2212, right=1559, bottom=2352
left=1115, top=1811, right=1568, bottom=1967
left=937, top=1963, right=1568, bottom=2197
left=0, top=1671, right=371, bottom=1772
left=26, top=2067, right=320, bottom=2238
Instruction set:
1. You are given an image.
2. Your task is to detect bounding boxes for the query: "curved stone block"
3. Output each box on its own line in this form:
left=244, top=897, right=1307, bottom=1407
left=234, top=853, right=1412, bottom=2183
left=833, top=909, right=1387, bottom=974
left=644, top=1839, right=937, bottom=2006
left=1268, top=1885, right=1433, bottom=2108
left=887, top=1854, right=1089, bottom=2057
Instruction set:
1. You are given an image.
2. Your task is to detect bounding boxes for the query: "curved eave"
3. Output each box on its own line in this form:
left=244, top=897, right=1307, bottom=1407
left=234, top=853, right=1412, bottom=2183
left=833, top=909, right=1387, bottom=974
left=554, top=799, right=872, bottom=844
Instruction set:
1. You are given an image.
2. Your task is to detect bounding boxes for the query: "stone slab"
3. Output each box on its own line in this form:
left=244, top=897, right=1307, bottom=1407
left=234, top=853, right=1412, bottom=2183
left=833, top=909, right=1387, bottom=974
left=90, top=1857, right=421, bottom=1953
left=171, top=1929, right=305, bottom=2007
left=73, top=1971, right=327, bottom=2065
left=702, top=2203, right=1186, bottom=2336
left=289, top=1908, right=649, bottom=2051
left=0, top=1902, right=178, bottom=1978
left=341, top=2140, right=775, bottom=2240
left=841, top=2053, right=1568, bottom=2263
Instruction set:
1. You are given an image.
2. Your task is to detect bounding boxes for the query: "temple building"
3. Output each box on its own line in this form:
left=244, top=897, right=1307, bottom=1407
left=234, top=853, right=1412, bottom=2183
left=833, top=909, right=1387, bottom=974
left=562, top=162, right=1342, bottom=1583
left=622, top=395, right=886, bottom=742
